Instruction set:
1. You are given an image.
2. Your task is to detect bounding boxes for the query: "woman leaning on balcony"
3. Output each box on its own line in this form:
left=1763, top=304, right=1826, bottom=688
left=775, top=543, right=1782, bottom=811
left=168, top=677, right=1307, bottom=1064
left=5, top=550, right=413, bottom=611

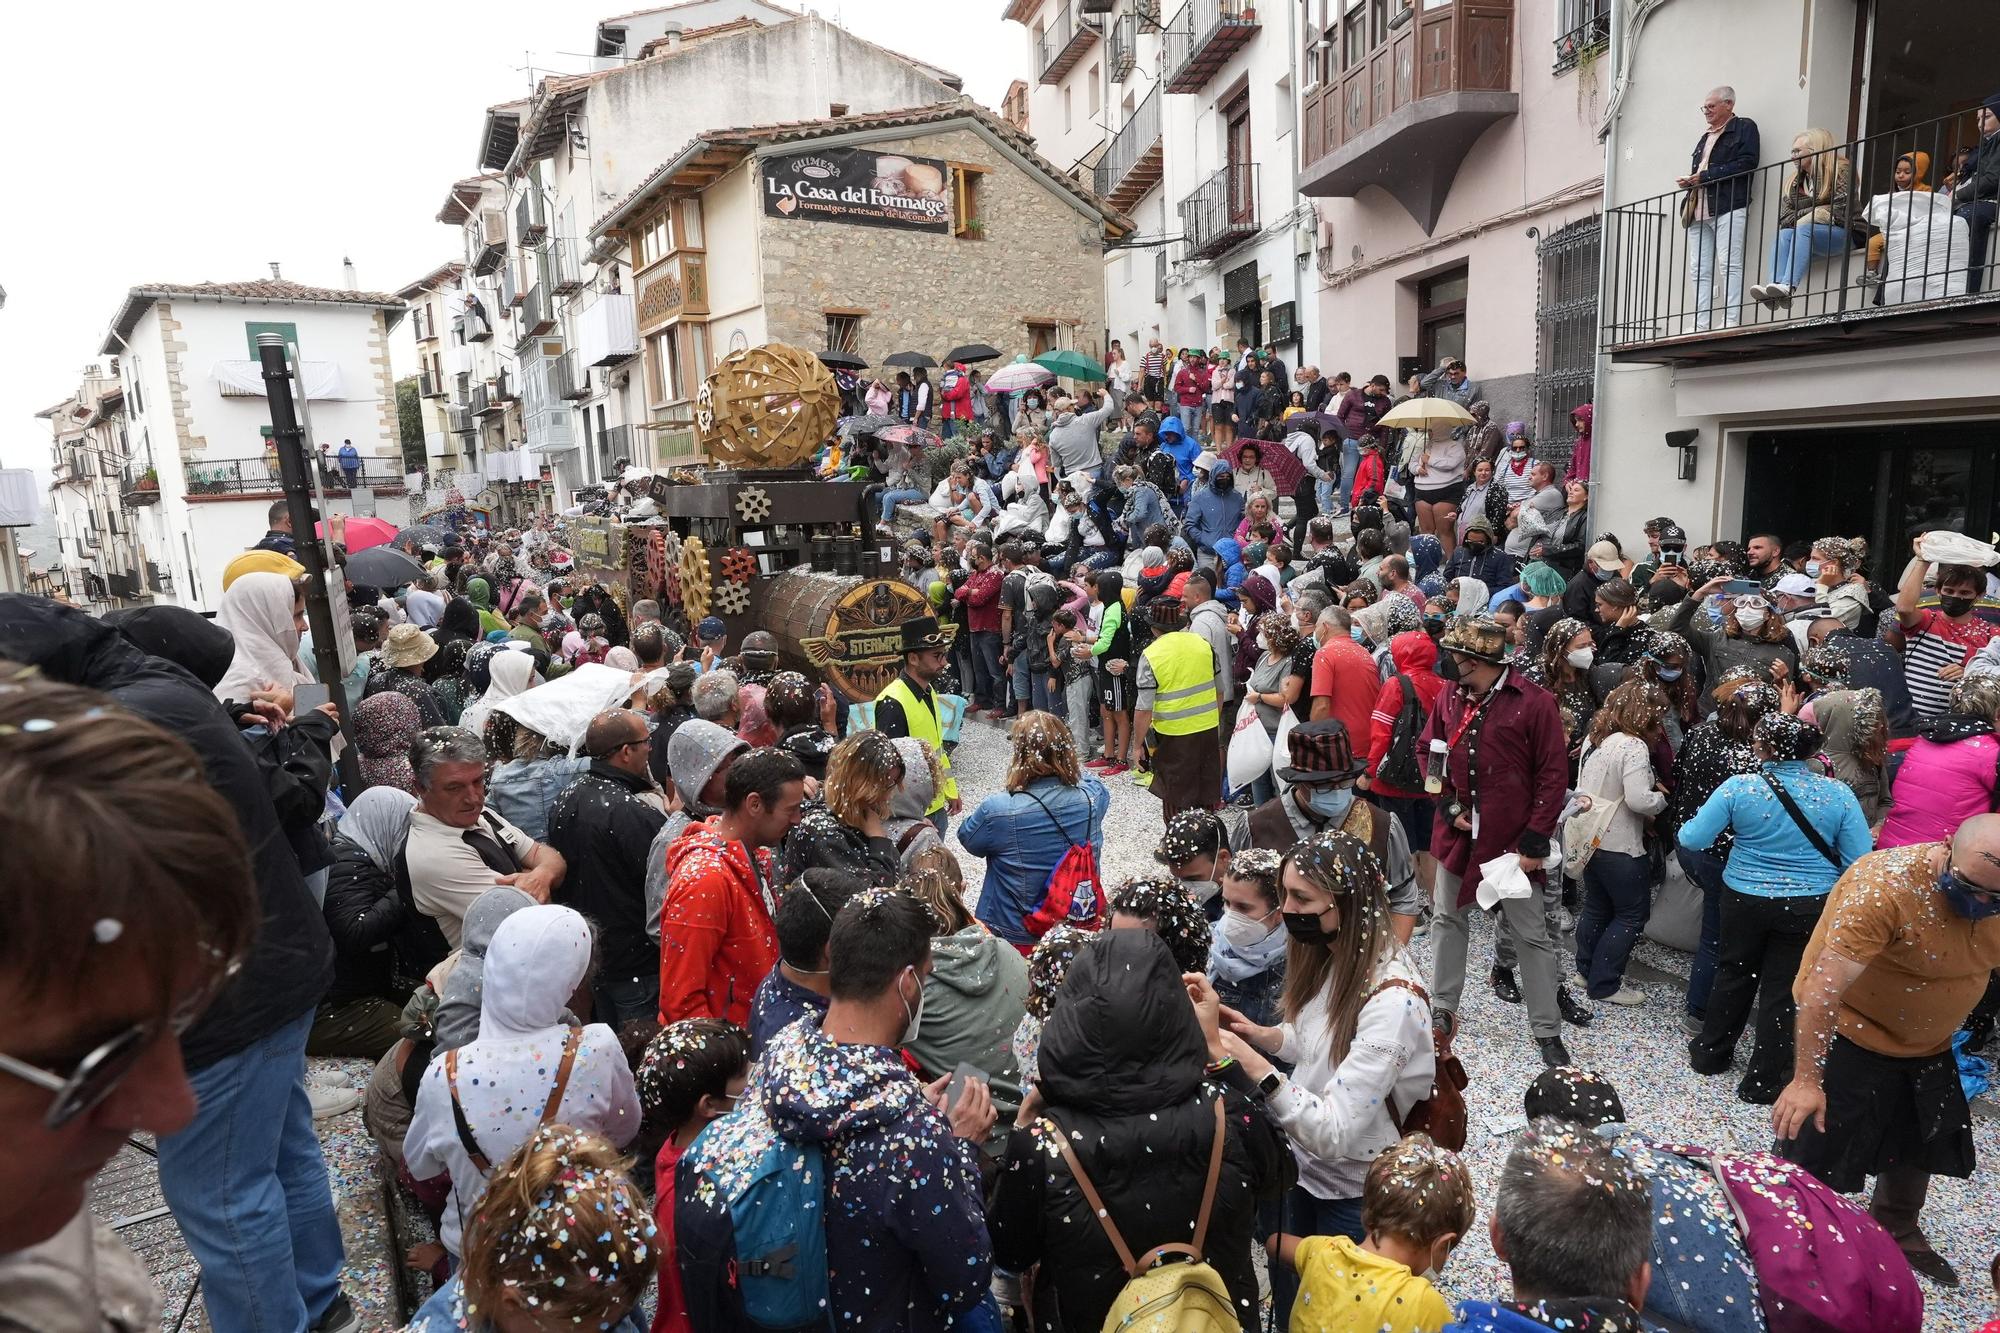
left=1750, top=129, right=1857, bottom=311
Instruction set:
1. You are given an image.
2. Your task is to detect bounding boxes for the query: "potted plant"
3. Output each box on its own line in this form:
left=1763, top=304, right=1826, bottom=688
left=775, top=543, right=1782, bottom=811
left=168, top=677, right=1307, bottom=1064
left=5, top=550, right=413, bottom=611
left=135, top=467, right=158, bottom=492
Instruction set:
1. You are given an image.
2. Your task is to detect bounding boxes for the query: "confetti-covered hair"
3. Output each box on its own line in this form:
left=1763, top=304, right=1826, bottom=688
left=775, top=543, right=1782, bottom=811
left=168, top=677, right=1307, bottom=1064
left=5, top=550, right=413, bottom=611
left=1951, top=674, right=2000, bottom=726
left=900, top=845, right=973, bottom=935
left=1154, top=808, right=1226, bottom=872
left=460, top=1124, right=658, bottom=1328
left=1754, top=710, right=1822, bottom=762
left=1495, top=1118, right=1652, bottom=1301
left=1108, top=877, right=1212, bottom=974
left=1258, top=610, right=1300, bottom=657
left=1024, top=923, right=1094, bottom=1019
left=1223, top=846, right=1283, bottom=910
left=1522, top=1066, right=1627, bottom=1129
left=1533, top=617, right=1593, bottom=684
left=1361, top=1133, right=1477, bottom=1247
left=0, top=669, right=255, bottom=1012
left=1005, top=710, right=1082, bottom=792
left=1800, top=640, right=1851, bottom=689
left=1587, top=675, right=1669, bottom=747
left=1278, top=831, right=1395, bottom=1066
left=635, top=1018, right=752, bottom=1129
left=824, top=731, right=906, bottom=829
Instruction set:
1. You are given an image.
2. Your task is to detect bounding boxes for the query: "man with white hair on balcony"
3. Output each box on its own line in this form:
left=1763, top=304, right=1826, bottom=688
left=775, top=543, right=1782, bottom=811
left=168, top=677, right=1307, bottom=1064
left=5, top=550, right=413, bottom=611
left=1677, top=85, right=1761, bottom=331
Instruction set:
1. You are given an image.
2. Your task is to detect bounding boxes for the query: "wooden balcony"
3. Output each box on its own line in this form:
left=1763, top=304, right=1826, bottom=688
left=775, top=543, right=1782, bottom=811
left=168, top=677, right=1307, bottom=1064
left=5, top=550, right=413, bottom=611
left=1297, top=0, right=1516, bottom=234
left=1038, top=2, right=1101, bottom=84
left=1163, top=0, right=1259, bottom=95
left=1093, top=85, right=1164, bottom=211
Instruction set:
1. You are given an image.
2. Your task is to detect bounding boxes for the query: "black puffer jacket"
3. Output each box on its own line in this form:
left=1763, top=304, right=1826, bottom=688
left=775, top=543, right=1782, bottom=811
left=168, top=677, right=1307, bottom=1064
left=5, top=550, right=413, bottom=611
left=989, top=931, right=1289, bottom=1333
left=0, top=595, right=333, bottom=1071
left=322, top=834, right=449, bottom=1007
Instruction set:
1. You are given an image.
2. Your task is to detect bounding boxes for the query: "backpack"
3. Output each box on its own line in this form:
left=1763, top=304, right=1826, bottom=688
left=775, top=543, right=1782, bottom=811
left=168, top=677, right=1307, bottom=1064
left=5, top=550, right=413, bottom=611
left=1050, top=1098, right=1238, bottom=1333
left=676, top=1111, right=832, bottom=1333
left=1365, top=978, right=1468, bottom=1151
left=1020, top=788, right=1104, bottom=939
left=1373, top=675, right=1428, bottom=791
left=1651, top=1146, right=1921, bottom=1333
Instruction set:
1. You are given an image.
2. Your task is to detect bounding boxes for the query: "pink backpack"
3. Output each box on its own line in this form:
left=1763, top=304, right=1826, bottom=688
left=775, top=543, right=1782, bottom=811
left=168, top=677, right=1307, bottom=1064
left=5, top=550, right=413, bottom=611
left=1660, top=1146, right=1922, bottom=1333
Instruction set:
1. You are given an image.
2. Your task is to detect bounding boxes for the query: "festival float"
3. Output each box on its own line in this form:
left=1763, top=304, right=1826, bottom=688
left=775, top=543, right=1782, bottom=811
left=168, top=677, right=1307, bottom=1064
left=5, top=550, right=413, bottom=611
left=571, top=342, right=941, bottom=702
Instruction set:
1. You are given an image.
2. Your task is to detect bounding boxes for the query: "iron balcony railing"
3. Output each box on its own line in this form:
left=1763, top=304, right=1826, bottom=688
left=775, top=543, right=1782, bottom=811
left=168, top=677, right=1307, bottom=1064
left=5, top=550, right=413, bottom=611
left=471, top=383, right=493, bottom=415
left=1107, top=9, right=1138, bottom=80
left=1163, top=0, right=1259, bottom=94
left=600, top=423, right=633, bottom=467
left=1552, top=0, right=1609, bottom=73
left=1104, top=84, right=1168, bottom=200
left=1179, top=161, right=1258, bottom=258
left=554, top=350, right=593, bottom=401
left=1602, top=109, right=2000, bottom=353
left=550, top=238, right=585, bottom=294
left=419, top=369, right=440, bottom=398
left=448, top=406, right=476, bottom=435
left=515, top=189, right=547, bottom=244
left=182, top=458, right=407, bottom=496
left=1037, top=1, right=1098, bottom=82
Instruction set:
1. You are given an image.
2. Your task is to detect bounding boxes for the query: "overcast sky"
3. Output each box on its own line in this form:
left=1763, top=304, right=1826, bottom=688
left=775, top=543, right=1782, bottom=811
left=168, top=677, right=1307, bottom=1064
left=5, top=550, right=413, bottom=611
left=0, top=1, right=1026, bottom=476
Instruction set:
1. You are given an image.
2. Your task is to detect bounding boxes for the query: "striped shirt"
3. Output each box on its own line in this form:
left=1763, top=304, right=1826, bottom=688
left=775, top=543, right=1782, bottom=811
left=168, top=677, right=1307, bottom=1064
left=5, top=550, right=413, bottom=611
left=1901, top=608, right=1996, bottom=718
left=1141, top=347, right=1165, bottom=379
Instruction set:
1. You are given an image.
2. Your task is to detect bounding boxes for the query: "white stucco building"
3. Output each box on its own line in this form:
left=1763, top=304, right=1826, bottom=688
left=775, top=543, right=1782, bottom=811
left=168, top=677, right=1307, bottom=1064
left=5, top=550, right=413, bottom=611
left=34, top=369, right=153, bottom=609
left=1591, top=0, right=2000, bottom=566
left=95, top=278, right=407, bottom=611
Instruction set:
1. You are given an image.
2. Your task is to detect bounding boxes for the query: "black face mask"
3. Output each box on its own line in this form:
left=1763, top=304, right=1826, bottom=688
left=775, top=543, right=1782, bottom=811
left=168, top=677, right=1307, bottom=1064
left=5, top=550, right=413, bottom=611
left=1651, top=582, right=1688, bottom=607
left=1464, top=541, right=1487, bottom=556
left=1941, top=595, right=1976, bottom=618
left=1282, top=909, right=1338, bottom=944
left=1434, top=651, right=1461, bottom=683
left=1213, top=476, right=1235, bottom=494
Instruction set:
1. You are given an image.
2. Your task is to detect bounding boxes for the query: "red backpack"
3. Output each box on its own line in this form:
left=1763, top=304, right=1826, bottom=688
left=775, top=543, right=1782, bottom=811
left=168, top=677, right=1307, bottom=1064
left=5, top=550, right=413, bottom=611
left=1020, top=789, right=1103, bottom=939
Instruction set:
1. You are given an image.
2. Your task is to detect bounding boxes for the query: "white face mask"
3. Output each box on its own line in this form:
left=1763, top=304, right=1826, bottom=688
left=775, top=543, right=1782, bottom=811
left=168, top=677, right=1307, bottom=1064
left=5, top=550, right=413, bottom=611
left=1806, top=560, right=1823, bottom=577
left=898, top=967, right=925, bottom=1045
left=1215, top=907, right=1281, bottom=949
left=1566, top=646, right=1595, bottom=669
left=1256, top=632, right=1271, bottom=652
left=1735, top=608, right=1768, bottom=631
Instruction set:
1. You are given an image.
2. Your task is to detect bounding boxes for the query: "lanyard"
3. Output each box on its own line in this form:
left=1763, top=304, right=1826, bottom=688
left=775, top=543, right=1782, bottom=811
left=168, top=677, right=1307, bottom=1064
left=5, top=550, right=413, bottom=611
left=1447, top=670, right=1505, bottom=753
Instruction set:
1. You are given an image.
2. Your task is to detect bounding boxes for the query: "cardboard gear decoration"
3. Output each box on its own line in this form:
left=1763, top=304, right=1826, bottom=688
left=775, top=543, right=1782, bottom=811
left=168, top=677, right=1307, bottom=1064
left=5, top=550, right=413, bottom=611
left=735, top=485, right=774, bottom=523
left=679, top=536, right=712, bottom=618
left=713, top=581, right=752, bottom=616
left=697, top=343, right=840, bottom=470
left=721, top=547, right=757, bottom=584
left=645, top=529, right=670, bottom=595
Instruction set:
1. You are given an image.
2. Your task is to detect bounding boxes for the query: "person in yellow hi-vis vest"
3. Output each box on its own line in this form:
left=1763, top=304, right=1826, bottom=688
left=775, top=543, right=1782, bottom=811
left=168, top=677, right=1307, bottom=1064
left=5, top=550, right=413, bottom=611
left=1132, top=597, right=1222, bottom=819
left=875, top=614, right=960, bottom=833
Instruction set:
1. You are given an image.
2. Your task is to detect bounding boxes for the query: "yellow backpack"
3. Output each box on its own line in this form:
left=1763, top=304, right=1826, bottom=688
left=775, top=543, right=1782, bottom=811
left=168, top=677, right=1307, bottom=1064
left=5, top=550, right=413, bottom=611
left=1050, top=1098, right=1238, bottom=1333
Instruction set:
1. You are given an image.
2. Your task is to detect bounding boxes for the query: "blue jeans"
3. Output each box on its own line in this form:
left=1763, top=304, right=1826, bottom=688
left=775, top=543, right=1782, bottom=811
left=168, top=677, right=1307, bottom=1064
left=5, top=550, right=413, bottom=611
left=1335, top=436, right=1360, bottom=513
left=971, top=630, right=1004, bottom=710
left=1770, top=222, right=1848, bottom=288
left=879, top=487, right=927, bottom=522
left=1678, top=845, right=1728, bottom=1018
left=1575, top=849, right=1652, bottom=999
left=155, top=1007, right=345, bottom=1333
left=1271, top=1184, right=1364, bottom=1324
left=1010, top=656, right=1052, bottom=712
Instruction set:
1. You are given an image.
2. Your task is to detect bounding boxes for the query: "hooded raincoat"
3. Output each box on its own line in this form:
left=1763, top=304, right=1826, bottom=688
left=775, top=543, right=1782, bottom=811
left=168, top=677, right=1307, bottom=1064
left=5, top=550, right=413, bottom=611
left=883, top=736, right=944, bottom=868
left=644, top=720, right=751, bottom=940
left=658, top=816, right=780, bottom=1024
left=989, top=931, right=1288, bottom=1333
left=683, top=1016, right=992, bottom=1333
left=1366, top=631, right=1447, bottom=798
left=404, top=904, right=641, bottom=1255
left=904, top=925, right=1031, bottom=1146
left=458, top=646, right=537, bottom=743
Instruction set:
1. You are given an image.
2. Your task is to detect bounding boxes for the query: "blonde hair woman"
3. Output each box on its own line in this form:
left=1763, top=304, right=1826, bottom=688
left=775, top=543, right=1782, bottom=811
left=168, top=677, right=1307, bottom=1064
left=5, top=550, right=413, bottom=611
left=1751, top=128, right=1854, bottom=309
left=783, top=730, right=904, bottom=886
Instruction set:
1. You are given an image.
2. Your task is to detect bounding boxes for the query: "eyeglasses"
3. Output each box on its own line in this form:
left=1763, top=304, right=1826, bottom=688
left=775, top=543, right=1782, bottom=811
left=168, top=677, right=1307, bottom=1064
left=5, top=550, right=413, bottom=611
left=0, top=955, right=241, bottom=1130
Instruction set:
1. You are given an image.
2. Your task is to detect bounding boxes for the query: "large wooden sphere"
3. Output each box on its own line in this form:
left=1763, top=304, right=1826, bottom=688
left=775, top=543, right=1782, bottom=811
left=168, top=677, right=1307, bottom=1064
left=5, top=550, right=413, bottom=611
left=696, top=343, right=838, bottom=469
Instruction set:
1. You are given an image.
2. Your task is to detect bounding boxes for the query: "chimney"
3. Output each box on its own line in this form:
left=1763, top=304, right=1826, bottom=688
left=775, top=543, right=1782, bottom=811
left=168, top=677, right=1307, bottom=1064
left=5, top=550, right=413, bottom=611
left=663, top=20, right=684, bottom=48
left=342, top=256, right=358, bottom=290
left=269, top=261, right=282, bottom=280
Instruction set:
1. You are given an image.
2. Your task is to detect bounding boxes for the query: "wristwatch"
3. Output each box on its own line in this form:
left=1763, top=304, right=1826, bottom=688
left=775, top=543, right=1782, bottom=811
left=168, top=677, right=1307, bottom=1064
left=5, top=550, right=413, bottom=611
left=1257, top=1069, right=1285, bottom=1099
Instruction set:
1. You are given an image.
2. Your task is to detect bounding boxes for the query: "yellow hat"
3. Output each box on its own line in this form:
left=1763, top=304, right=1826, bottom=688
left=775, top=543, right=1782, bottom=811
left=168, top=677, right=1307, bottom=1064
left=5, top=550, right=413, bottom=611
left=223, top=550, right=305, bottom=590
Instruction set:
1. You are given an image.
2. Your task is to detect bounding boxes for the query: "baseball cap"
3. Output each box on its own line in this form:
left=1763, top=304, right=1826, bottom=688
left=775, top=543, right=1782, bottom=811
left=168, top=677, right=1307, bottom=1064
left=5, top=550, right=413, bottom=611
left=1586, top=540, right=1622, bottom=566
left=1774, top=573, right=1818, bottom=598
left=696, top=616, right=726, bottom=641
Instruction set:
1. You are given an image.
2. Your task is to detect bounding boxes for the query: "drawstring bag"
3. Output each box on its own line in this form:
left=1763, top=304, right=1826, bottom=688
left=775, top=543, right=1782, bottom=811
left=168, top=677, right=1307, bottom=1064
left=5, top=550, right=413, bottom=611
left=1021, top=789, right=1104, bottom=939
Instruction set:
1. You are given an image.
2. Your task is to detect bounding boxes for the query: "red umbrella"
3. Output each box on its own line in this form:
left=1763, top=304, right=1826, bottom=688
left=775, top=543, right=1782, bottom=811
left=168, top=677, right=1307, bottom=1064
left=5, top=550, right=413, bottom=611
left=318, top=516, right=399, bottom=551
left=1226, top=437, right=1304, bottom=498
left=877, top=424, right=944, bottom=449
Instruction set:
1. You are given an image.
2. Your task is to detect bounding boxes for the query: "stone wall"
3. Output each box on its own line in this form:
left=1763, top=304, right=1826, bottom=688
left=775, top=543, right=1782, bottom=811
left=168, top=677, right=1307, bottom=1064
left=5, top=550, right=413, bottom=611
left=756, top=125, right=1108, bottom=367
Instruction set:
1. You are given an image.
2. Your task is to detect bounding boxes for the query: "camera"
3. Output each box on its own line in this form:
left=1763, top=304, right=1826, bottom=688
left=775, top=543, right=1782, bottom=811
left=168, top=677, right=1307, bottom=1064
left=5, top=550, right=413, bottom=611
left=1662, top=550, right=1685, bottom=567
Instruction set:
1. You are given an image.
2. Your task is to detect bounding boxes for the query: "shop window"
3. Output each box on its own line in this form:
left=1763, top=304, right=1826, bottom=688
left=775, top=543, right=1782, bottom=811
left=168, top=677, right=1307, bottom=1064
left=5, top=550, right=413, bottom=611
left=952, top=165, right=987, bottom=239
left=825, top=312, right=862, bottom=354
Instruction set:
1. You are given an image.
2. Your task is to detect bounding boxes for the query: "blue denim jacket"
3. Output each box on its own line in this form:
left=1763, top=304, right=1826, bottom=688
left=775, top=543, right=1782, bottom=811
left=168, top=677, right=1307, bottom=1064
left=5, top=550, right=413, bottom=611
left=957, top=775, right=1111, bottom=947
left=485, top=755, right=588, bottom=842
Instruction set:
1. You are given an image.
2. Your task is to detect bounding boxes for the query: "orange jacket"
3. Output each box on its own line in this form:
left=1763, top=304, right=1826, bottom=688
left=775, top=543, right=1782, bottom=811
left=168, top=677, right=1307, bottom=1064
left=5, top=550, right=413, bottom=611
left=657, top=817, right=778, bottom=1025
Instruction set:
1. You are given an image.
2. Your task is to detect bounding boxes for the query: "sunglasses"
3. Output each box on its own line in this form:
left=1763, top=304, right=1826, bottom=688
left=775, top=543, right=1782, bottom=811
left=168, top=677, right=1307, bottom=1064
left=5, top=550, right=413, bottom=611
left=0, top=954, right=241, bottom=1130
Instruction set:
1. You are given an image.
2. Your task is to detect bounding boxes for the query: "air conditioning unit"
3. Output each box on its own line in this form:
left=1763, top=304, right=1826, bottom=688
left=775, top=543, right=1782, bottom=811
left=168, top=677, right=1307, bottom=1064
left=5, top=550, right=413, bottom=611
left=481, top=209, right=508, bottom=248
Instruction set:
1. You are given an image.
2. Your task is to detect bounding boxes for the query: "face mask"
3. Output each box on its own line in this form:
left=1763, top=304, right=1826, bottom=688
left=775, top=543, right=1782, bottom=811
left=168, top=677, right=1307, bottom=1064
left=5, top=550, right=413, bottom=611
left=1350, top=626, right=1367, bottom=643
left=1213, top=476, right=1235, bottom=494
left=1592, top=566, right=1614, bottom=582
left=1215, top=908, right=1281, bottom=950
left=1256, top=632, right=1271, bottom=652
left=1940, top=595, right=1976, bottom=618
left=1179, top=878, right=1221, bottom=904
left=1282, top=907, right=1339, bottom=945
left=1806, top=560, right=1823, bottom=577
left=897, top=967, right=925, bottom=1045
left=1464, top=541, right=1487, bottom=556
left=1735, top=608, right=1768, bottom=631
left=1657, top=665, right=1685, bottom=681
left=1939, top=871, right=2000, bottom=920
left=1566, top=646, right=1595, bottom=669
left=1303, top=783, right=1355, bottom=824
left=1436, top=652, right=1462, bottom=682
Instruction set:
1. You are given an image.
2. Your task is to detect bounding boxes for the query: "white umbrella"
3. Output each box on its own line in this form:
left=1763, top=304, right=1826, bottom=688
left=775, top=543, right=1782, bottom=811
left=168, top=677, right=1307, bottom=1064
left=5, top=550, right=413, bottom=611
left=1374, top=397, right=1475, bottom=434
left=985, top=362, right=1055, bottom=392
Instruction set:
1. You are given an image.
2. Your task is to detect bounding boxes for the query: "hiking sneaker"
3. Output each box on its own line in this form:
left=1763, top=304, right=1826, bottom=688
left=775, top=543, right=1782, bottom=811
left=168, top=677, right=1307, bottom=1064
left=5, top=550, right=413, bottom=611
left=308, top=1083, right=361, bottom=1121
left=1601, top=986, right=1645, bottom=1007
left=1681, top=1011, right=1704, bottom=1039
left=1558, top=986, right=1596, bottom=1026
left=311, top=1292, right=361, bottom=1333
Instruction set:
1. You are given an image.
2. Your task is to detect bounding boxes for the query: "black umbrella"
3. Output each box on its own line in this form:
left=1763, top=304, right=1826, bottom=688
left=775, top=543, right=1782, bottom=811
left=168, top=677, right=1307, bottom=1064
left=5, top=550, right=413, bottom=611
left=883, top=350, right=938, bottom=369
left=344, top=544, right=428, bottom=589
left=816, top=349, right=869, bottom=371
left=944, top=343, right=1002, bottom=364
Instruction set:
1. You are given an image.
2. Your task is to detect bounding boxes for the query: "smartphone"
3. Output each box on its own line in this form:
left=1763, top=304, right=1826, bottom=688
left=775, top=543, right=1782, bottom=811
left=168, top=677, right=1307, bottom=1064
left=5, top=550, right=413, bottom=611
left=1721, top=578, right=1763, bottom=596
left=1660, top=550, right=1685, bottom=567
left=293, top=682, right=331, bottom=714
left=945, top=1061, right=990, bottom=1114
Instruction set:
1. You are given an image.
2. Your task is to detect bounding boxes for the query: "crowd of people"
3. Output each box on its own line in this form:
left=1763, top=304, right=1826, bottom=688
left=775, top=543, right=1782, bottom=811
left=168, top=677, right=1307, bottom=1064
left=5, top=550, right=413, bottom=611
left=6, top=372, right=2000, bottom=1333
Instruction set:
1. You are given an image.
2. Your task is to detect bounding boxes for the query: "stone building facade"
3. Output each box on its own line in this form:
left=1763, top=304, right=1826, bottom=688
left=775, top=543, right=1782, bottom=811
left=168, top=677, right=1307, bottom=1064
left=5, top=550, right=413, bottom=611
left=590, top=101, right=1129, bottom=465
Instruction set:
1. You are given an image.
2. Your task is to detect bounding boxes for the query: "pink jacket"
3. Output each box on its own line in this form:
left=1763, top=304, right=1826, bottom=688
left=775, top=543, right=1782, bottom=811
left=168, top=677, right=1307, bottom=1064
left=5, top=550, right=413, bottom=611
left=1876, top=731, right=1999, bottom=848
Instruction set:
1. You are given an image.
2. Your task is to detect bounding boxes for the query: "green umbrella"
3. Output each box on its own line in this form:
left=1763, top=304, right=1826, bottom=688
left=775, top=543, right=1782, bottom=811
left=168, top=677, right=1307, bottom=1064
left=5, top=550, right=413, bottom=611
left=1033, top=349, right=1108, bottom=383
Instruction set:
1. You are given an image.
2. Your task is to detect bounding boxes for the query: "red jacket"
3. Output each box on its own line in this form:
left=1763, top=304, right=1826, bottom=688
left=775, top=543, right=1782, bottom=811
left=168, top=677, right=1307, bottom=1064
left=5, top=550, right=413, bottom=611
left=1419, top=668, right=1569, bottom=907
left=1366, top=631, right=1446, bottom=798
left=658, top=818, right=778, bottom=1025
left=1174, top=362, right=1211, bottom=409
left=652, top=1138, right=692, bottom=1333
left=940, top=365, right=974, bottom=421
left=1350, top=448, right=1386, bottom=508
left=955, top=564, right=1004, bottom=634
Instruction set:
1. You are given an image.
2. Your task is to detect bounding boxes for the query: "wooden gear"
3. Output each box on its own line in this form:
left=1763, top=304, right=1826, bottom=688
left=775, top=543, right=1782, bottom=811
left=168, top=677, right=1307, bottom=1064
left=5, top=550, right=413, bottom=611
left=712, top=581, right=751, bottom=616
left=696, top=343, right=839, bottom=469
left=678, top=536, right=712, bottom=618
left=720, top=547, right=757, bottom=584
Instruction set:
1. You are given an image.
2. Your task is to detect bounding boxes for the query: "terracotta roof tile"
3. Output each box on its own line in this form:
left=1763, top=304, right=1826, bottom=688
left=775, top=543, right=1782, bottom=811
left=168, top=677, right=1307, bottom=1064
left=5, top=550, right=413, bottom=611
left=128, top=279, right=406, bottom=306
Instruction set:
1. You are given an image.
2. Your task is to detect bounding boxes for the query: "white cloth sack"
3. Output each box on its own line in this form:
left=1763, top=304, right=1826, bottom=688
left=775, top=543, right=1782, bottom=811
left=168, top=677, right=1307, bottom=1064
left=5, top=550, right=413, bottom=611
left=1476, top=845, right=1562, bottom=911
left=1226, top=699, right=1273, bottom=790
left=1867, top=190, right=1969, bottom=306
left=1561, top=795, right=1623, bottom=880
left=1918, top=530, right=1999, bottom=569
left=494, top=663, right=645, bottom=755
left=1643, top=853, right=1703, bottom=953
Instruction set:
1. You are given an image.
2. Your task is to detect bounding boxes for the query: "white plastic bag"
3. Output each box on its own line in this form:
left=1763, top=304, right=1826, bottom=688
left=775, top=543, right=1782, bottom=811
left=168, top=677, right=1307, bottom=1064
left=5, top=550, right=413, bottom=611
left=1918, top=530, right=1999, bottom=569
left=1271, top=708, right=1300, bottom=795
left=495, top=663, right=646, bottom=755
left=1476, top=845, right=1562, bottom=911
left=1226, top=699, right=1273, bottom=790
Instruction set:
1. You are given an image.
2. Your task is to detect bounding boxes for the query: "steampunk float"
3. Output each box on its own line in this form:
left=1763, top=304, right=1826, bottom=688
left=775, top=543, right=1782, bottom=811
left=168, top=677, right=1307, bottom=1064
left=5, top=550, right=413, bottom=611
left=567, top=342, right=939, bottom=701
